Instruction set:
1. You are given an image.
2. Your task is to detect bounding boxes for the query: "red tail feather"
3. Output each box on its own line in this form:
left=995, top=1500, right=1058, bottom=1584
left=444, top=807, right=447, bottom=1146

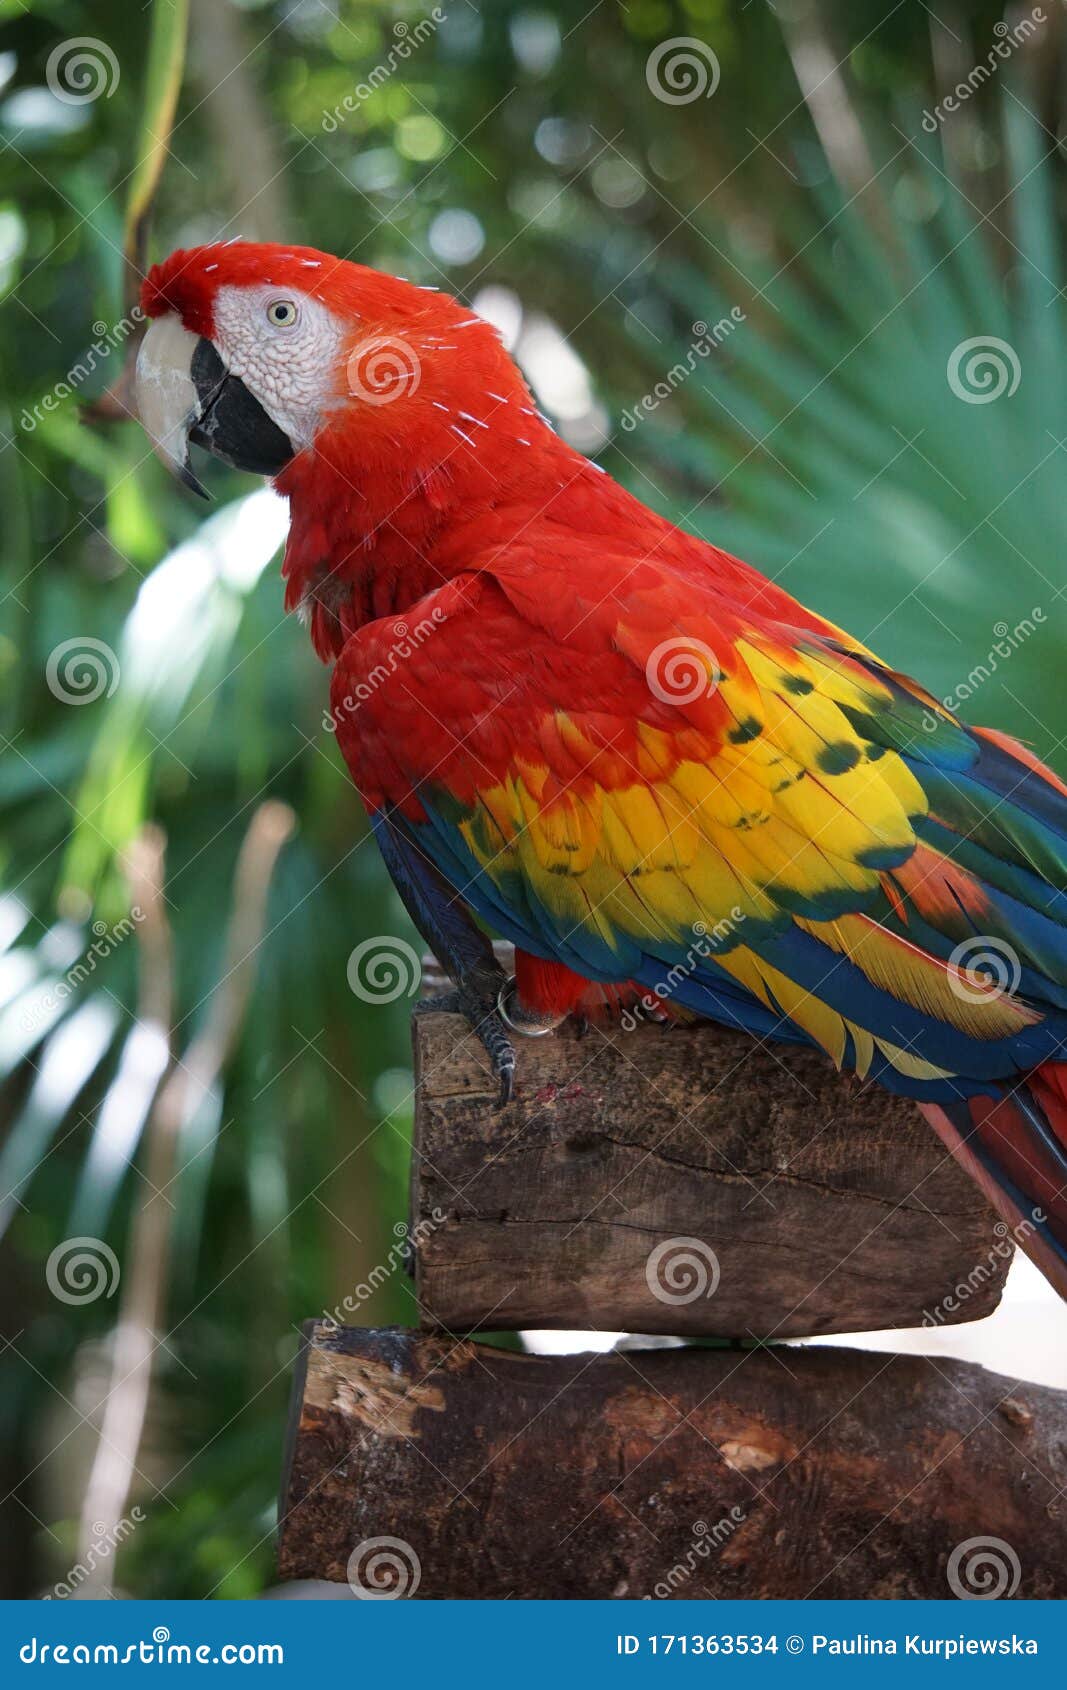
left=920, top=1066, right=1067, bottom=1301
left=1030, top=1059, right=1067, bottom=1129
left=513, top=952, right=686, bottom=1026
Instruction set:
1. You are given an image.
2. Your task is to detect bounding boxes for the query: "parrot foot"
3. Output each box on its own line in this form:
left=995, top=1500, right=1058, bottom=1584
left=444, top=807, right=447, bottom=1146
left=423, top=968, right=518, bottom=1107
left=421, top=973, right=567, bottom=1108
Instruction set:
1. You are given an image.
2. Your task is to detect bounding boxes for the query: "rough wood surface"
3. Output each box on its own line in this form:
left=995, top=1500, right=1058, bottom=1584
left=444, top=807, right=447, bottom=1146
left=411, top=999, right=1011, bottom=1338
left=278, top=1324, right=1067, bottom=1599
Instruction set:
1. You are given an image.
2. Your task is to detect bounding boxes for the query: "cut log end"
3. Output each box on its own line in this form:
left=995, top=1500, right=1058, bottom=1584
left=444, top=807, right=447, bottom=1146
left=411, top=998, right=1011, bottom=1338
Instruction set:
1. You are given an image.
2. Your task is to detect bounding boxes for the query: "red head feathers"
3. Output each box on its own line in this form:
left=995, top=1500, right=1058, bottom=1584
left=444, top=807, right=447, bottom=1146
left=138, top=240, right=591, bottom=657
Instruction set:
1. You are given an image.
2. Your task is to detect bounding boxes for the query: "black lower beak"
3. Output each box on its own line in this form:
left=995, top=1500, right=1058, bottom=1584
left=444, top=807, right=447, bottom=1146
left=187, top=339, right=294, bottom=484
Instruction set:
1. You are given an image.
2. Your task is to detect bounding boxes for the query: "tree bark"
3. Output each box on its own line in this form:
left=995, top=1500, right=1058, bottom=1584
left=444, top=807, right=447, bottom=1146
left=278, top=1324, right=1067, bottom=1599
left=411, top=1004, right=1011, bottom=1338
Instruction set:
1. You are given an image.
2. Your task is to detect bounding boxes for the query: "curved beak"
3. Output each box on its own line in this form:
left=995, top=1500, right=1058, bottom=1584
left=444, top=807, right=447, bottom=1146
left=134, top=316, right=294, bottom=499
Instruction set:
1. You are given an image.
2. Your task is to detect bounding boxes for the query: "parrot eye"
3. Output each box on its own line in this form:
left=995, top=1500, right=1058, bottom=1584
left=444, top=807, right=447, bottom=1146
left=266, top=299, right=298, bottom=328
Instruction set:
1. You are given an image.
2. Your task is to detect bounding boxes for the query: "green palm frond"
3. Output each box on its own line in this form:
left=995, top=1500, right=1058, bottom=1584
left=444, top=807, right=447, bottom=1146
left=595, top=99, right=1065, bottom=765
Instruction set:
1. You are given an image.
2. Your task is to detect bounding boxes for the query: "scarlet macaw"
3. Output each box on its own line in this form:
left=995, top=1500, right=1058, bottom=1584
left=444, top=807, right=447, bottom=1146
left=134, top=241, right=1067, bottom=1300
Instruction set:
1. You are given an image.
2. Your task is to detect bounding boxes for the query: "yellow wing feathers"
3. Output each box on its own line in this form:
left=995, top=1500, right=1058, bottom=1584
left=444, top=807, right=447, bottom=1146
left=439, top=625, right=1038, bottom=1071
left=459, top=637, right=921, bottom=948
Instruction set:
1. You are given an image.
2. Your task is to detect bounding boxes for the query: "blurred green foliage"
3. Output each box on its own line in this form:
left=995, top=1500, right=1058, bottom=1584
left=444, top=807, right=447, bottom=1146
left=1, top=0, right=1065, bottom=1598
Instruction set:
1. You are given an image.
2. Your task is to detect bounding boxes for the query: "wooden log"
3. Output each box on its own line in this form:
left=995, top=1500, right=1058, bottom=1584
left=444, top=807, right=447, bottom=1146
left=278, top=1324, right=1067, bottom=1598
left=411, top=995, right=1011, bottom=1337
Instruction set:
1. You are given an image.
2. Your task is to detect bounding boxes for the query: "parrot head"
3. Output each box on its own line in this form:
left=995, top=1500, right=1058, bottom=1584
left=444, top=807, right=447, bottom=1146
left=134, top=240, right=531, bottom=499
left=134, top=240, right=616, bottom=659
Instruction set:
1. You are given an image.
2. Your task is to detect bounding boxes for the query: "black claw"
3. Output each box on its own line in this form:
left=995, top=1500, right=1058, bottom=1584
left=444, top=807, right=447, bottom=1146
left=496, top=1050, right=516, bottom=1107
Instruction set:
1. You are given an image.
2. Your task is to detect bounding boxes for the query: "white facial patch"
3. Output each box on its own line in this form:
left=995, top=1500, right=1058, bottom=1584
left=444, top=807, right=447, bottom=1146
left=210, top=282, right=347, bottom=450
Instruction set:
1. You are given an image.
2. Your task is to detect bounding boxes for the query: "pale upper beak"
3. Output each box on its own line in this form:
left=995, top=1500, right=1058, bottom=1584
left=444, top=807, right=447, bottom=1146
left=135, top=316, right=294, bottom=498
